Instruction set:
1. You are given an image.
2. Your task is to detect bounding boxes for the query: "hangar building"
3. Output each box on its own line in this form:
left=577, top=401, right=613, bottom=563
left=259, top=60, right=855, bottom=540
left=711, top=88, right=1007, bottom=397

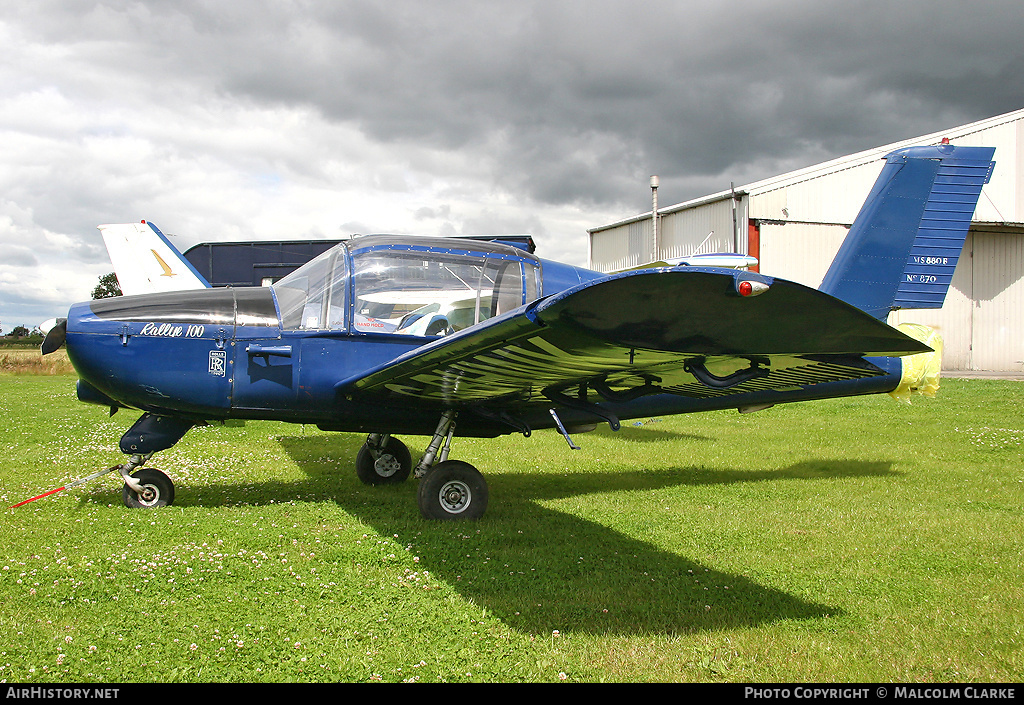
left=587, top=108, right=1024, bottom=373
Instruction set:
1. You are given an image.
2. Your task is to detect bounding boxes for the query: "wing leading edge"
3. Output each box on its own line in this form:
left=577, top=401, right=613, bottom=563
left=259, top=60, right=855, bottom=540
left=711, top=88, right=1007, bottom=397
left=336, top=267, right=928, bottom=411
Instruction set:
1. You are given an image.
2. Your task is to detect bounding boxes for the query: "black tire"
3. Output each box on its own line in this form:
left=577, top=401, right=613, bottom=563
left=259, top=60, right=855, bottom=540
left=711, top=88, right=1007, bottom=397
left=417, top=460, right=488, bottom=520
left=355, top=437, right=412, bottom=485
left=122, top=468, right=175, bottom=509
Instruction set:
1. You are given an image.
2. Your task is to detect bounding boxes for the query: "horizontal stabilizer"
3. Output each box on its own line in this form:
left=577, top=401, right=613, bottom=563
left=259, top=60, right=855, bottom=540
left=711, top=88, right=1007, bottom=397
left=668, top=253, right=758, bottom=269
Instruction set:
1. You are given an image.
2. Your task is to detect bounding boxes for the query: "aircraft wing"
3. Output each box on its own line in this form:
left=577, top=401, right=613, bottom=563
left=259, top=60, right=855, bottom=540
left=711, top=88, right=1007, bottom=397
left=336, top=268, right=929, bottom=410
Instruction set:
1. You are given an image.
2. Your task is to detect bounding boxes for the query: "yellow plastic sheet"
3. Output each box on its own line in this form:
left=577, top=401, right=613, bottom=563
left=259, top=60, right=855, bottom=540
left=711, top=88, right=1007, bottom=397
left=888, top=323, right=943, bottom=402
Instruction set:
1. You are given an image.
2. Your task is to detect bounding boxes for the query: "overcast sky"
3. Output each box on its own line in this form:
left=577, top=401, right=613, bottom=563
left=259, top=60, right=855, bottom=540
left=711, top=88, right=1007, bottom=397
left=2, top=0, right=1022, bottom=331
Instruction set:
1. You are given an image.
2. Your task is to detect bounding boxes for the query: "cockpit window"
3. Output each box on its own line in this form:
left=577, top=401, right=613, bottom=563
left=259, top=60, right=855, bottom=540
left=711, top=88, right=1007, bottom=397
left=350, top=240, right=538, bottom=336
left=272, top=236, right=539, bottom=336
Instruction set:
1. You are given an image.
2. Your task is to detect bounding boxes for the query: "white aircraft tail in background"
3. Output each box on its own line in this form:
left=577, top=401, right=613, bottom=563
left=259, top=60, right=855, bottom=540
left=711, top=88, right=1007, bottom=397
left=98, top=221, right=210, bottom=296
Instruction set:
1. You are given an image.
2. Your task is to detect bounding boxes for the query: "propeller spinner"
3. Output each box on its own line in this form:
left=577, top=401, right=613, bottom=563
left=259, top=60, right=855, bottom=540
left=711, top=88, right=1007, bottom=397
left=40, top=318, right=67, bottom=355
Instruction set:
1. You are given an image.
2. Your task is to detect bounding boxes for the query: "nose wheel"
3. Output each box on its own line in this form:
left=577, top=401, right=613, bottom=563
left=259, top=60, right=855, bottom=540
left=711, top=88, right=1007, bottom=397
left=122, top=468, right=175, bottom=508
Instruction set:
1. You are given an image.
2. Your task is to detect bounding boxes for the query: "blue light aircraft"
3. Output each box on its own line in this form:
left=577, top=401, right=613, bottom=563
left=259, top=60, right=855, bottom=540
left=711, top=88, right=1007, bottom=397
left=40, top=144, right=995, bottom=520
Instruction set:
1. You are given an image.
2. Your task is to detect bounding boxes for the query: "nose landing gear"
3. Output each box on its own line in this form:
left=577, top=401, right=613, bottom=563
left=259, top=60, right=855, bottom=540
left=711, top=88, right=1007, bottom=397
left=115, top=413, right=192, bottom=509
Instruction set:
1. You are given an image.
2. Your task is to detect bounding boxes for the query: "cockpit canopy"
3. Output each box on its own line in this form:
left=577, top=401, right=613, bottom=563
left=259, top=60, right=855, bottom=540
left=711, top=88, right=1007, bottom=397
left=272, top=235, right=542, bottom=336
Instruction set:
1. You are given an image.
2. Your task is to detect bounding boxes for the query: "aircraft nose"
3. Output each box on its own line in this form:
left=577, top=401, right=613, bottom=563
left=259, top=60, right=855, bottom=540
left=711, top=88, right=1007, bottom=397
left=60, top=299, right=113, bottom=381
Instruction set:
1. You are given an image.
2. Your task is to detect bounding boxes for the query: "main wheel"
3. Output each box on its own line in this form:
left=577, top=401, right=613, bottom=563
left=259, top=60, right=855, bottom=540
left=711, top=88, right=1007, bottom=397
left=122, top=468, right=175, bottom=508
left=355, top=437, right=412, bottom=485
left=417, top=460, right=488, bottom=520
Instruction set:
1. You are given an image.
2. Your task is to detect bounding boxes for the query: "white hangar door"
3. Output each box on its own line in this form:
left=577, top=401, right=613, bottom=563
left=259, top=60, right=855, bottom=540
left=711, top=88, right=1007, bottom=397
left=969, top=229, right=1024, bottom=372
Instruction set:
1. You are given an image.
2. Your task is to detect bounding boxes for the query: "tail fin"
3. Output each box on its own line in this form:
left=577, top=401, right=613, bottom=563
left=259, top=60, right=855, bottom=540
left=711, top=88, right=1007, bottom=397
left=819, top=144, right=995, bottom=319
left=98, top=221, right=211, bottom=296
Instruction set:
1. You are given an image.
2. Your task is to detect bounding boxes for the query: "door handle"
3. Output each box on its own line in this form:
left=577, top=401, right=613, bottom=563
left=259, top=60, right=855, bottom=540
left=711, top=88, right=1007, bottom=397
left=246, top=345, right=292, bottom=358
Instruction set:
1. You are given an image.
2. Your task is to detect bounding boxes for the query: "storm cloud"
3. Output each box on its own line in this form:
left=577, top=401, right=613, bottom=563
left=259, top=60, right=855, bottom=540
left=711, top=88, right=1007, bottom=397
left=1, top=0, right=1022, bottom=329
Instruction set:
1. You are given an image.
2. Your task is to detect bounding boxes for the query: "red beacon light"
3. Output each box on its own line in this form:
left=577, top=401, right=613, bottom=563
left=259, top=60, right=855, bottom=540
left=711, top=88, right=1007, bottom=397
left=736, top=279, right=769, bottom=297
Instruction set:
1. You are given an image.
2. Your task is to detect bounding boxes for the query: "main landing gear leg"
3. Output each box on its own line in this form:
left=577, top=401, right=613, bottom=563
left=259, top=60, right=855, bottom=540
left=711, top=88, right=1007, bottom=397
left=414, top=411, right=489, bottom=521
left=414, top=410, right=457, bottom=479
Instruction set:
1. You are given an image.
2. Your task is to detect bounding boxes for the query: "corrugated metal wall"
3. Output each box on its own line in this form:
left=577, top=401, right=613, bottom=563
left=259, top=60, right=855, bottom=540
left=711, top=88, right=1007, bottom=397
left=659, top=198, right=738, bottom=259
left=749, top=163, right=884, bottom=225
left=755, top=226, right=1020, bottom=372
left=759, top=225, right=1024, bottom=372
left=590, top=220, right=646, bottom=271
left=756, top=222, right=849, bottom=288
left=596, top=221, right=1024, bottom=372
left=760, top=224, right=1024, bottom=372
left=589, top=196, right=742, bottom=271
left=886, top=235, right=974, bottom=370
left=888, top=238, right=976, bottom=371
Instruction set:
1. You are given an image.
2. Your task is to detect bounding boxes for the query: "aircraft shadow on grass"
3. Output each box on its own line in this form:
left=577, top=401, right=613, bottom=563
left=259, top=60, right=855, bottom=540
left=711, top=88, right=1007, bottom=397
left=247, top=433, right=899, bottom=636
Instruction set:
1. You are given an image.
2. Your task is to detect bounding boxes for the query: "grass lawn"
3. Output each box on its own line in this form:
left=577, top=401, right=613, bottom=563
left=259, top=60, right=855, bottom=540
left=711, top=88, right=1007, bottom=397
left=0, top=373, right=1021, bottom=682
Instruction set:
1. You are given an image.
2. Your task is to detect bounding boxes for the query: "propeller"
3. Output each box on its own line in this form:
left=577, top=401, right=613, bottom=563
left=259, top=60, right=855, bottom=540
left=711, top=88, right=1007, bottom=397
left=40, top=318, right=67, bottom=355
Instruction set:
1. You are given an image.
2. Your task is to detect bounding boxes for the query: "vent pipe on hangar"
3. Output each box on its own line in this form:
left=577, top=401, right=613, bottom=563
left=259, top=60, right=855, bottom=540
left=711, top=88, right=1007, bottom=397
left=650, top=175, right=660, bottom=262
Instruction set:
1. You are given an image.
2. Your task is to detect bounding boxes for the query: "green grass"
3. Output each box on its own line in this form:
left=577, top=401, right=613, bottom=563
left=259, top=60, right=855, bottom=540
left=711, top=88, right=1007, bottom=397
left=1, top=374, right=1022, bottom=682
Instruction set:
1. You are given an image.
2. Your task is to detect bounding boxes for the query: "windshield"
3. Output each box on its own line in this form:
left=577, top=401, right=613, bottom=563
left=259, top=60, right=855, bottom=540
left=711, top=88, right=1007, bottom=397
left=273, top=245, right=349, bottom=330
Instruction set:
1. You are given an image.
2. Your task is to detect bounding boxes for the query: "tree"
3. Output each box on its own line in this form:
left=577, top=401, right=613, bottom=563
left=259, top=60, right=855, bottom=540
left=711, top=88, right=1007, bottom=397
left=92, top=272, right=122, bottom=299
